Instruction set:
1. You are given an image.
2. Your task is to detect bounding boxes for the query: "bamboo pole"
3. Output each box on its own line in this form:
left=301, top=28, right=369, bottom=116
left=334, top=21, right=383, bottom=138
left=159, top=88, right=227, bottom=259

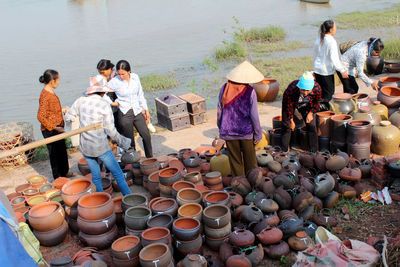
left=0, top=123, right=103, bottom=159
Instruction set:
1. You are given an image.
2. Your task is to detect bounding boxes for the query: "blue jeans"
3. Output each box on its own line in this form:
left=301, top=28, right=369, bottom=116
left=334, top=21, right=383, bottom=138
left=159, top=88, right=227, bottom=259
left=84, top=150, right=131, bottom=196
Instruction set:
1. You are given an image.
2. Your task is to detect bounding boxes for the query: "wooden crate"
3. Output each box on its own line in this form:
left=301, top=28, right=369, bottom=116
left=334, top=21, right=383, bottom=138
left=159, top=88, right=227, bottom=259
left=189, top=112, right=206, bottom=125
left=179, top=93, right=206, bottom=114
left=155, top=94, right=188, bottom=118
left=157, top=112, right=190, bottom=131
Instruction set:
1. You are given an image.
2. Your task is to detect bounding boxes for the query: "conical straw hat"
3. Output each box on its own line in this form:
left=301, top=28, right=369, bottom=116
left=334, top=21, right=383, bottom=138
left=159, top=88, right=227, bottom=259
left=226, top=60, right=264, bottom=84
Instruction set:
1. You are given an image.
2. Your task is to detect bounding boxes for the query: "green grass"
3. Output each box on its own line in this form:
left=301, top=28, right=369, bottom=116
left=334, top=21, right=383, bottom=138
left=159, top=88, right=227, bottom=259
left=33, top=145, right=49, bottom=162
left=235, top=26, right=286, bottom=42
left=214, top=41, right=247, bottom=61
left=251, top=40, right=307, bottom=55
left=381, top=37, right=400, bottom=59
left=335, top=197, right=378, bottom=218
left=253, top=55, right=313, bottom=96
left=335, top=4, right=400, bottom=29
left=141, top=74, right=179, bottom=92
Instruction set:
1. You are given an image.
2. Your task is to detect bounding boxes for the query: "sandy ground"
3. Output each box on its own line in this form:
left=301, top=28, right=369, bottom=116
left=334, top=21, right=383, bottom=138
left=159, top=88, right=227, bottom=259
left=0, top=73, right=398, bottom=194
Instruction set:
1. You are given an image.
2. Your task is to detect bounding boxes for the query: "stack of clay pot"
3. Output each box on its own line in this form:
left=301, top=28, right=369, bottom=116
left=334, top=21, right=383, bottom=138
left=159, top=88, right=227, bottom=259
left=203, top=171, right=223, bottom=191
left=159, top=167, right=182, bottom=198
left=172, top=217, right=202, bottom=255
left=77, top=192, right=118, bottom=249
left=111, top=235, right=142, bottom=266
left=122, top=193, right=149, bottom=237
left=347, top=120, right=372, bottom=160
left=203, top=204, right=232, bottom=251
left=141, top=157, right=161, bottom=195
left=61, top=178, right=95, bottom=233
left=316, top=111, right=336, bottom=151
left=28, top=201, right=68, bottom=246
left=182, top=151, right=202, bottom=173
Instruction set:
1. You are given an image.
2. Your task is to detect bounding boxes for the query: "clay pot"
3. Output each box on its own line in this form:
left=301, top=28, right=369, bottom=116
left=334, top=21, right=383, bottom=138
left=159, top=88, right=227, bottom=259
left=229, top=192, right=243, bottom=208
left=339, top=167, right=362, bottom=181
left=267, top=160, right=282, bottom=173
left=293, top=190, right=313, bottom=212
left=159, top=184, right=173, bottom=196
left=316, top=111, right=335, bottom=137
left=175, top=234, right=203, bottom=255
left=173, top=217, right=201, bottom=241
left=245, top=243, right=264, bottom=266
left=288, top=231, right=312, bottom=251
left=26, top=195, right=47, bottom=207
left=323, top=191, right=340, bottom=209
left=257, top=226, right=283, bottom=245
left=178, top=203, right=202, bottom=221
left=226, top=254, right=252, bottom=267
left=329, top=93, right=356, bottom=114
left=253, top=78, right=280, bottom=102
left=247, top=167, right=264, bottom=188
left=147, top=171, right=160, bottom=197
left=28, top=175, right=47, bottom=188
left=222, top=175, right=233, bottom=187
left=255, top=196, right=279, bottom=213
left=353, top=106, right=381, bottom=126
left=240, top=206, right=263, bottom=223
left=184, top=172, right=202, bottom=184
left=141, top=227, right=171, bottom=247
left=148, top=197, right=165, bottom=211
left=152, top=198, right=178, bottom=217
left=303, top=221, right=318, bottom=237
left=183, top=155, right=201, bottom=168
left=77, top=211, right=116, bottom=235
left=204, top=171, right=222, bottom=186
left=113, top=196, right=123, bottom=214
left=312, top=213, right=337, bottom=227
left=273, top=186, right=292, bottom=210
left=352, top=93, right=372, bottom=109
left=378, top=76, right=400, bottom=88
left=125, top=226, right=144, bottom=238
left=159, top=167, right=182, bottom=185
left=15, top=183, right=31, bottom=194
left=121, top=193, right=148, bottom=212
left=278, top=209, right=298, bottom=221
left=204, top=222, right=232, bottom=239
left=297, top=152, right=314, bottom=168
left=79, top=224, right=118, bottom=249
left=203, top=204, right=231, bottom=228
left=325, top=155, right=346, bottom=171
left=300, top=177, right=315, bottom=193
left=176, top=188, right=202, bottom=206
left=298, top=204, right=314, bottom=220
left=314, top=172, right=335, bottom=198
left=180, top=254, right=207, bottom=267
left=205, top=233, right=231, bottom=251
left=338, top=184, right=356, bottom=199
left=273, top=173, right=295, bottom=190
left=78, top=192, right=113, bottom=220
left=264, top=240, right=290, bottom=259
left=231, top=176, right=251, bottom=197
left=172, top=181, right=195, bottom=197
left=78, top=158, right=91, bottom=175
left=204, top=191, right=230, bottom=207
left=23, top=188, right=39, bottom=197
left=139, top=243, right=172, bottom=267
left=229, top=229, right=255, bottom=247
left=366, top=55, right=384, bottom=75
left=210, top=154, right=231, bottom=177
left=147, top=214, right=174, bottom=229
left=261, top=177, right=276, bottom=195
left=52, top=177, right=70, bottom=190
left=371, top=101, right=389, bottom=121
left=7, top=192, right=21, bottom=201
left=33, top=220, right=68, bottom=247
left=219, top=241, right=234, bottom=263
left=140, top=158, right=160, bottom=176
left=256, top=153, right=273, bottom=167
left=330, top=114, right=353, bottom=145
left=378, top=86, right=400, bottom=108
left=112, top=256, right=139, bottom=267
left=207, top=182, right=223, bottom=191
left=61, top=178, right=95, bottom=207
left=28, top=201, right=65, bottom=231
left=124, top=206, right=151, bottom=230
left=372, top=121, right=400, bottom=155
left=39, top=183, right=54, bottom=194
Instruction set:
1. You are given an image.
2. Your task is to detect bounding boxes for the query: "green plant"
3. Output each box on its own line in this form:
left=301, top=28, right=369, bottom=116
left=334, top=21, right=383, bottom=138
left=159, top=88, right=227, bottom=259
left=214, top=41, right=247, bottom=61
left=280, top=255, right=289, bottom=264
left=380, top=37, right=400, bottom=59
left=202, top=57, right=219, bottom=71
left=33, top=145, right=49, bottom=162
left=251, top=40, right=307, bottom=54
left=141, top=74, right=179, bottom=92
left=238, top=26, right=286, bottom=42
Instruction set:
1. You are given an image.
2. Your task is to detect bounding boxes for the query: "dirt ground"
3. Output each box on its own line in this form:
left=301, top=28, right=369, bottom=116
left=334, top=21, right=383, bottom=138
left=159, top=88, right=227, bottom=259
left=1, top=73, right=400, bottom=266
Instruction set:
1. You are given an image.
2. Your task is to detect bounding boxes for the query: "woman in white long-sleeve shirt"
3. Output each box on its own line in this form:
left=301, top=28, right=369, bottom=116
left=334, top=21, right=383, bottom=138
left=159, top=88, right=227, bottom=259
left=314, top=20, right=348, bottom=101
left=337, top=38, right=384, bottom=94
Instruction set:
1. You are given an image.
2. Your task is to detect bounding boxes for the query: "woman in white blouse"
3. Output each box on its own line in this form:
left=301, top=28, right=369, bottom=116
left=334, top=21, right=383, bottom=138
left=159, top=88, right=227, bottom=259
left=108, top=60, right=153, bottom=158
left=314, top=20, right=348, bottom=101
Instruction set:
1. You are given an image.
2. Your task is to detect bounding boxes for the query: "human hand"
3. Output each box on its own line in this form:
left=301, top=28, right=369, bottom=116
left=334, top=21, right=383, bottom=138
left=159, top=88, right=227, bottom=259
left=290, top=119, right=296, bottom=131
left=111, top=101, right=119, bottom=107
left=306, top=112, right=314, bottom=124
left=55, top=126, right=64, bottom=133
left=142, top=110, right=151, bottom=122
left=371, top=82, right=379, bottom=91
left=341, top=71, right=349, bottom=79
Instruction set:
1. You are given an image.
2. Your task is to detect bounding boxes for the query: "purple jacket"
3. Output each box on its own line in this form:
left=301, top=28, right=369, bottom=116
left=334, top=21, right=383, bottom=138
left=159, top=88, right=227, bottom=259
left=217, top=83, right=262, bottom=141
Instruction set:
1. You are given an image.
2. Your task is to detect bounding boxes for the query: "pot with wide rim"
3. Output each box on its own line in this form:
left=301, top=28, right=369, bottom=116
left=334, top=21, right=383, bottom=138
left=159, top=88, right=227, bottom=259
left=141, top=227, right=171, bottom=247
left=140, top=158, right=160, bottom=176
left=77, top=212, right=116, bottom=235
left=377, top=76, right=400, bottom=88
left=26, top=195, right=47, bottom=207
left=378, top=86, right=400, bottom=108
left=329, top=93, right=357, bottom=114
left=151, top=198, right=178, bottom=217
left=112, top=236, right=141, bottom=261
left=124, top=206, right=151, bottom=230
left=204, top=191, right=230, bottom=207
left=147, top=214, right=174, bottom=229
left=177, top=203, right=202, bottom=221
left=121, top=193, right=148, bottom=213
left=77, top=192, right=114, bottom=220
left=28, top=201, right=65, bottom=231
left=33, top=220, right=68, bottom=247
left=159, top=167, right=182, bottom=185
left=172, top=217, right=201, bottom=241
left=61, top=178, right=95, bottom=207
left=204, top=222, right=232, bottom=239
left=175, top=234, right=203, bottom=255
left=184, top=172, right=202, bottom=183
left=202, top=204, right=231, bottom=228
left=172, top=181, right=195, bottom=197
left=139, top=243, right=172, bottom=267
left=28, top=175, right=47, bottom=188
left=176, top=188, right=202, bottom=206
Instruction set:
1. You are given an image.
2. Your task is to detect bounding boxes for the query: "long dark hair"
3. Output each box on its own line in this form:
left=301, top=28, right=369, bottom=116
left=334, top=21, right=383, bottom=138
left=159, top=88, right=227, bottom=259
left=367, top=38, right=384, bottom=55
left=39, top=69, right=59, bottom=84
left=319, top=20, right=335, bottom=44
left=97, top=59, right=114, bottom=71
left=116, top=60, right=131, bottom=72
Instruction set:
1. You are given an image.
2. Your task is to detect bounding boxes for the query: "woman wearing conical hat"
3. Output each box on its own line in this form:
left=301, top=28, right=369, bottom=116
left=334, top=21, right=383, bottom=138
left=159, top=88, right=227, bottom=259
left=217, top=61, right=264, bottom=177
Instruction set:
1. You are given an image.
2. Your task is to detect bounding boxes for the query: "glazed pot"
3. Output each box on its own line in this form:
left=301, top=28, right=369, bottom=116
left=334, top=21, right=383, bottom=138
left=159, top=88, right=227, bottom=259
left=33, top=220, right=68, bottom=247
left=210, top=154, right=231, bottom=177
left=352, top=106, right=381, bottom=126
left=159, top=167, right=182, bottom=185
left=151, top=198, right=178, bottom=217
left=77, top=212, right=116, bottom=235
left=26, top=195, right=47, bottom=207
left=121, top=193, right=148, bottom=213
left=366, top=55, right=384, bottom=75
left=226, top=254, right=252, bottom=267
left=183, top=155, right=201, bottom=168
left=61, top=178, right=95, bottom=207
left=378, top=86, right=400, bottom=108
left=257, top=226, right=283, bottom=245
left=352, top=93, right=372, bottom=109
left=147, top=214, right=174, bottom=229
left=172, top=217, right=201, bottom=242
left=273, top=186, right=292, bottom=210
left=314, top=172, right=335, bottom=198
left=175, top=234, right=203, bottom=255
left=124, top=206, right=151, bottom=230
left=141, top=227, right=171, bottom=247
left=378, top=76, right=400, bottom=88
left=255, top=196, right=279, bottom=213
left=139, top=243, right=172, bottom=267
left=323, top=191, right=340, bottom=209
left=178, top=203, right=202, bottom=221
left=28, top=201, right=65, bottom=232
left=288, top=231, right=312, bottom=251
left=78, top=158, right=91, bottom=176
left=176, top=188, right=202, bottom=206
left=329, top=93, right=356, bottom=115
left=140, top=158, right=160, bottom=176
left=23, top=188, right=39, bottom=197
left=371, top=101, right=389, bottom=120
left=230, top=229, right=255, bottom=247
left=346, top=119, right=372, bottom=144
left=240, top=206, right=263, bottom=223
left=253, top=78, right=280, bottom=102
left=278, top=218, right=304, bottom=238
left=205, top=233, right=231, bottom=251
left=204, top=171, right=222, bottom=186
left=348, top=143, right=371, bottom=161
left=204, top=222, right=232, bottom=239
left=28, top=175, right=47, bottom=188
left=204, top=191, right=230, bottom=207
left=65, top=202, right=78, bottom=219
left=172, top=181, right=195, bottom=197
left=316, top=111, right=335, bottom=137
left=184, top=172, right=202, bottom=184
left=339, top=167, right=362, bottom=181
left=390, top=110, right=400, bottom=128
left=78, top=192, right=113, bottom=220
left=79, top=224, right=118, bottom=249
left=202, top=204, right=231, bottom=228
left=372, top=121, right=400, bottom=155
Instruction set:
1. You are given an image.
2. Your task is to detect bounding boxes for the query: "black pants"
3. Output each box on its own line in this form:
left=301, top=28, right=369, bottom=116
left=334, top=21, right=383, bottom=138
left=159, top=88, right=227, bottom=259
left=281, top=109, right=318, bottom=152
left=41, top=129, right=69, bottom=179
left=337, top=71, right=359, bottom=94
left=315, top=73, right=335, bottom=102
left=117, top=109, right=153, bottom=158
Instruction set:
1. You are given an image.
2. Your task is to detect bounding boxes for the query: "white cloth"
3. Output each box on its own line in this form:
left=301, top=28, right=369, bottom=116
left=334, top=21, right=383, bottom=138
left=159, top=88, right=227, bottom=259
left=108, top=73, right=148, bottom=115
left=340, top=41, right=373, bottom=87
left=314, top=35, right=346, bottom=75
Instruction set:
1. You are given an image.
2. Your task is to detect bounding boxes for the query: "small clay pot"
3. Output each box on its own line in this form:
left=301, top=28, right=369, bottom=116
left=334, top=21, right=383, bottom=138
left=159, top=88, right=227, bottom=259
left=205, top=233, right=231, bottom=251
left=141, top=227, right=171, bottom=247
left=273, top=186, right=292, bottom=210
left=15, top=183, right=31, bottom=194
left=33, top=220, right=68, bottom=247
left=278, top=209, right=298, bottom=221
left=278, top=218, right=304, bottom=239
left=140, top=158, right=160, bottom=176
left=257, top=226, right=283, bottom=245
left=293, top=190, right=314, bottom=212
left=173, top=217, right=201, bottom=241
left=245, top=243, right=264, bottom=266
left=312, top=213, right=338, bottom=227
left=222, top=175, right=233, bottom=187
left=147, top=171, right=160, bottom=197
left=288, top=231, right=312, bottom=251
left=77, top=192, right=114, bottom=220
left=204, top=191, right=230, bottom=207
left=61, top=178, right=95, bottom=207
left=77, top=212, right=116, bottom=235
left=323, top=191, right=340, bottom=209
left=178, top=203, right=202, bottom=221
left=175, top=234, right=203, bottom=255
left=264, top=240, right=290, bottom=259
left=302, top=221, right=318, bottom=237
left=339, top=167, right=362, bottom=181
left=124, top=206, right=152, bottom=230
left=229, top=229, right=255, bottom=247
left=231, top=176, right=251, bottom=196
left=226, top=254, right=252, bottom=267
left=159, top=167, right=182, bottom=185
left=255, top=196, right=279, bottom=213
left=26, top=195, right=47, bottom=207
left=172, top=181, right=195, bottom=197
left=183, top=155, right=201, bottom=168
left=29, top=201, right=65, bottom=232
left=204, top=171, right=223, bottom=185
left=78, top=158, right=91, bottom=175
left=139, top=243, right=172, bottom=267
left=28, top=175, right=47, bottom=188
left=121, top=193, right=148, bottom=213
left=111, top=235, right=142, bottom=260
left=79, top=224, right=118, bottom=249
left=204, top=222, right=232, bottom=239
left=176, top=188, right=202, bottom=206
left=52, top=177, right=70, bottom=190
left=241, top=206, right=263, bottom=223
left=229, top=192, right=243, bottom=208
left=184, top=172, right=202, bottom=184
left=245, top=191, right=266, bottom=205
left=203, top=204, right=231, bottom=228
left=147, top=214, right=174, bottom=229
left=39, top=183, right=54, bottom=194
left=179, top=254, right=207, bottom=267
left=262, top=177, right=276, bottom=195
left=151, top=198, right=178, bottom=217
left=247, top=168, right=264, bottom=188
left=23, top=188, right=39, bottom=197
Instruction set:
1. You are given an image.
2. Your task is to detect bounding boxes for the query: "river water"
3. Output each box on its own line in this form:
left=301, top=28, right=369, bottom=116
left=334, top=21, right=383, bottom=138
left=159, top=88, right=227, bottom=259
left=0, top=0, right=396, bottom=138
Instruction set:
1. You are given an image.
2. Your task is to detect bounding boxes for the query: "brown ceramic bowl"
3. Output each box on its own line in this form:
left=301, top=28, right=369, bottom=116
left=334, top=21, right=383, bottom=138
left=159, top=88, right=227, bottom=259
left=141, top=227, right=171, bottom=247
left=112, top=255, right=140, bottom=267
left=151, top=198, right=178, bottom=217
left=177, top=203, right=203, bottom=221
left=10, top=196, right=26, bottom=209
left=148, top=197, right=165, bottom=211
left=204, top=191, right=230, bottom=207
left=172, top=217, right=201, bottom=241
left=113, top=196, right=123, bottom=213
left=121, top=193, right=148, bottom=213
left=158, top=167, right=182, bottom=185
left=33, top=220, right=68, bottom=247
left=146, top=214, right=174, bottom=229
left=176, top=188, right=202, bottom=206
left=29, top=201, right=65, bottom=232
left=77, top=212, right=117, bottom=235
left=205, top=233, right=231, bottom=251
left=184, top=172, right=202, bottom=183
left=23, top=188, right=39, bottom=197
left=26, top=195, right=48, bottom=207
left=139, top=243, right=172, bottom=267
left=172, top=181, right=195, bottom=197
left=27, top=175, right=47, bottom=188
left=15, top=183, right=31, bottom=194
left=79, top=224, right=118, bottom=249
left=52, top=177, right=70, bottom=190
left=207, top=183, right=223, bottom=191
left=124, top=206, right=152, bottom=230
left=175, top=234, right=203, bottom=255
left=112, top=235, right=142, bottom=260
left=7, top=192, right=22, bottom=200
left=203, top=204, right=231, bottom=228
left=140, top=158, right=160, bottom=176
left=159, top=184, right=173, bottom=195
left=204, top=171, right=222, bottom=185
left=78, top=192, right=114, bottom=220
left=61, top=178, right=95, bottom=207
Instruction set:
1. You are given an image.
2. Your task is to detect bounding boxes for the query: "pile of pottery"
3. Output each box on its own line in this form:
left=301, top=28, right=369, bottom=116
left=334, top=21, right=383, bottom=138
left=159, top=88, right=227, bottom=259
left=77, top=192, right=118, bottom=249
left=28, top=201, right=68, bottom=246
left=122, top=193, right=149, bottom=236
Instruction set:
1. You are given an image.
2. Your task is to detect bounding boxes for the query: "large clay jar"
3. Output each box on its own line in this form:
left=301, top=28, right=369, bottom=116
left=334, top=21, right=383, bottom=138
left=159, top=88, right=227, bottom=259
left=229, top=229, right=255, bottom=247
left=61, top=178, right=95, bottom=207
left=366, top=55, right=384, bottom=75
left=378, top=76, right=400, bottom=88
left=378, top=87, right=400, bottom=108
left=253, top=78, right=280, bottom=102
left=352, top=106, right=381, bottom=126
left=288, top=231, right=312, bottom=251
left=329, top=93, right=357, bottom=114
left=139, top=243, right=172, bottom=267
left=372, top=121, right=400, bottom=155
left=330, top=114, right=353, bottom=151
left=347, top=120, right=372, bottom=160
left=264, top=240, right=290, bottom=259
left=28, top=201, right=65, bottom=232
left=210, top=154, right=231, bottom=177
left=257, top=226, right=283, bottom=245
left=78, top=192, right=114, bottom=220
left=226, top=254, right=252, bottom=267
left=316, top=111, right=335, bottom=137
left=390, top=110, right=400, bottom=128
left=371, top=101, right=389, bottom=120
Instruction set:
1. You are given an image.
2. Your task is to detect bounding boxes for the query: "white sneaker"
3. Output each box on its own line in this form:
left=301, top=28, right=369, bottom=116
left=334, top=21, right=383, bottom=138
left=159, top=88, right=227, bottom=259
left=147, top=123, right=156, bottom=133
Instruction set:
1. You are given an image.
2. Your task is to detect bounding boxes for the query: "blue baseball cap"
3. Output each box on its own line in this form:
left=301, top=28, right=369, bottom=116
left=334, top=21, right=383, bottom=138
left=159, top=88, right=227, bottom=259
left=297, top=71, right=315, bottom=91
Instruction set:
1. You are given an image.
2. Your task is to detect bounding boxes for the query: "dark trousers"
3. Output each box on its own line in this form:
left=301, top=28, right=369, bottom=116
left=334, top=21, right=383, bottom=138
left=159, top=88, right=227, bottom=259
left=315, top=73, right=335, bottom=102
left=117, top=109, right=153, bottom=158
left=337, top=71, right=359, bottom=94
left=226, top=139, right=257, bottom=177
left=281, top=110, right=318, bottom=152
left=41, top=130, right=69, bottom=179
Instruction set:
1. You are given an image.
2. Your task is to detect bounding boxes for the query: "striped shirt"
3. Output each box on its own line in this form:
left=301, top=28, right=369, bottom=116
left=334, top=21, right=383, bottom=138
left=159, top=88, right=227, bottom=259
left=341, top=41, right=373, bottom=87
